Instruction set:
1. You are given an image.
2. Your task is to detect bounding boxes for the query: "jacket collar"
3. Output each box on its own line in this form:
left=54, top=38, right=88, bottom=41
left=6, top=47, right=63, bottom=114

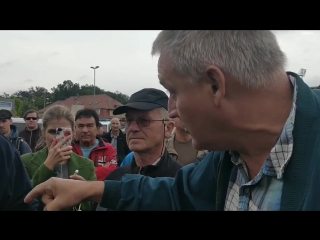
left=129, top=149, right=171, bottom=173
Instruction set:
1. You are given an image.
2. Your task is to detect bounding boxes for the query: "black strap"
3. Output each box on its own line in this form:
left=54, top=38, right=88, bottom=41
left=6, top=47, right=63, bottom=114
left=11, top=137, right=23, bottom=155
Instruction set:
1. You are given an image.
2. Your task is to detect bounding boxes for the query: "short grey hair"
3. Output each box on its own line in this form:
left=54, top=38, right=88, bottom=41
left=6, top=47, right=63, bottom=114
left=151, top=30, right=287, bottom=89
left=158, top=107, right=169, bottom=118
left=155, top=107, right=170, bottom=125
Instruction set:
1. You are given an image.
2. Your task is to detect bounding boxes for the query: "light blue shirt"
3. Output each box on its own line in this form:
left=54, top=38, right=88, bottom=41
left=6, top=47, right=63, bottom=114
left=120, top=152, right=134, bottom=167
left=81, top=139, right=99, bottom=158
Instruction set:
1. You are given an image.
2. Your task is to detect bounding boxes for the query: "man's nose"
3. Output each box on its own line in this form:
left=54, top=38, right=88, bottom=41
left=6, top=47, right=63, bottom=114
left=168, top=97, right=179, bottom=119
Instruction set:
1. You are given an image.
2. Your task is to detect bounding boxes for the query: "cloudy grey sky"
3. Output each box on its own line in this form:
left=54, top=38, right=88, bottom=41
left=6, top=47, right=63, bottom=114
left=1, top=30, right=319, bottom=96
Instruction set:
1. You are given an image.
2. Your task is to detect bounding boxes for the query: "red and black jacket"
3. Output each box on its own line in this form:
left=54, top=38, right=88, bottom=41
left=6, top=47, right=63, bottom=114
left=72, top=137, right=118, bottom=181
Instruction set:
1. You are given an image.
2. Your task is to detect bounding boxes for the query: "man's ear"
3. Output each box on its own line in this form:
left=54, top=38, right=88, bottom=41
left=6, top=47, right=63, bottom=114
left=205, top=65, right=226, bottom=107
left=165, top=121, right=175, bottom=138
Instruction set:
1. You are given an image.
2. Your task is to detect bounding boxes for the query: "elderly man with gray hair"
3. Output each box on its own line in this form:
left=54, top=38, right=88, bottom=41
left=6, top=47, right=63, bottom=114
left=25, top=30, right=320, bottom=211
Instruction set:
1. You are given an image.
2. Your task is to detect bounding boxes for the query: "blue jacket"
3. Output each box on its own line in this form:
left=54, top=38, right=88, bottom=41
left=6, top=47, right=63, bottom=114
left=0, top=133, right=38, bottom=210
left=120, top=152, right=134, bottom=167
left=9, top=125, right=31, bottom=155
left=100, top=73, right=320, bottom=211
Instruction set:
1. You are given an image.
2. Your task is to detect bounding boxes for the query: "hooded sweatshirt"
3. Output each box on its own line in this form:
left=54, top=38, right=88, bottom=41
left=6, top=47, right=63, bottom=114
left=19, top=127, right=41, bottom=153
left=8, top=125, right=32, bottom=155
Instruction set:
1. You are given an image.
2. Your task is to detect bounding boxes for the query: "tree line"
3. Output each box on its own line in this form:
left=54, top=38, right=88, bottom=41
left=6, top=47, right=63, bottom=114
left=1, top=80, right=130, bottom=117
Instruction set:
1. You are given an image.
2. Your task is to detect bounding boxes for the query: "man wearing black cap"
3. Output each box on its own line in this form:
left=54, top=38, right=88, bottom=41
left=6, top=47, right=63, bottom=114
left=0, top=109, right=31, bottom=155
left=96, top=88, right=183, bottom=210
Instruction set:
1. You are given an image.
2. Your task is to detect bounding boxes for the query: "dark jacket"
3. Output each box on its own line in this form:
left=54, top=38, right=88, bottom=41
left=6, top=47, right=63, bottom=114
left=0, top=133, right=38, bottom=211
left=102, top=130, right=130, bottom=166
left=99, top=72, right=320, bottom=211
left=9, top=125, right=31, bottom=155
left=19, top=127, right=41, bottom=153
left=96, top=149, right=183, bottom=211
left=107, top=149, right=183, bottom=180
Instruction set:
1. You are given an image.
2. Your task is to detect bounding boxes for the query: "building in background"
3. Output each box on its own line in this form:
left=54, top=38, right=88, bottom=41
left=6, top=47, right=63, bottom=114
left=37, top=94, right=125, bottom=119
left=0, top=97, right=15, bottom=112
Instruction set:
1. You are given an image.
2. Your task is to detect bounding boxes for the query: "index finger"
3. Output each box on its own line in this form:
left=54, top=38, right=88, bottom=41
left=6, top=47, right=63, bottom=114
left=54, top=135, right=72, bottom=148
left=24, top=182, right=48, bottom=203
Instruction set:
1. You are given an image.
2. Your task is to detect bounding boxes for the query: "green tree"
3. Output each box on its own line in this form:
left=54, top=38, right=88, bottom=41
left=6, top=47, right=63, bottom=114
left=10, top=96, right=23, bottom=117
left=10, top=80, right=130, bottom=113
left=51, top=80, right=80, bottom=102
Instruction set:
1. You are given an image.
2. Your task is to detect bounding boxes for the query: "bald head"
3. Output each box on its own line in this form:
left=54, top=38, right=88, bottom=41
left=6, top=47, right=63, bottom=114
left=111, top=117, right=120, bottom=132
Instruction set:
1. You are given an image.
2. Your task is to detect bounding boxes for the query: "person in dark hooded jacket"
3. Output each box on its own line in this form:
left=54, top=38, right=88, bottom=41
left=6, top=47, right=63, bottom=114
left=0, top=133, right=38, bottom=210
left=0, top=109, right=31, bottom=155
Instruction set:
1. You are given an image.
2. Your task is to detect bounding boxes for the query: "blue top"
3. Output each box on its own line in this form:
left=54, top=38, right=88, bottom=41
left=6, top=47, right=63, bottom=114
left=0, top=133, right=38, bottom=210
left=99, top=72, right=320, bottom=211
left=81, top=139, right=99, bottom=158
left=120, top=152, right=134, bottom=167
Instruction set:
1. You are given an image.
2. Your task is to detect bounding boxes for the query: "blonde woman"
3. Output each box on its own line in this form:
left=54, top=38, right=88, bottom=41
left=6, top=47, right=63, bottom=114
left=21, top=105, right=96, bottom=211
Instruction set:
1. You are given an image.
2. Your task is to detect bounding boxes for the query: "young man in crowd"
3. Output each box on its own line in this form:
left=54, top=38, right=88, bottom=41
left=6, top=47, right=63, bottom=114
left=0, top=109, right=31, bottom=155
left=19, top=109, right=42, bottom=153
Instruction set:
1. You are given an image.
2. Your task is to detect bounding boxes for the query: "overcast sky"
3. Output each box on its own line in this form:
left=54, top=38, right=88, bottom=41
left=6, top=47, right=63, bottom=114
left=1, top=30, right=319, bottom=96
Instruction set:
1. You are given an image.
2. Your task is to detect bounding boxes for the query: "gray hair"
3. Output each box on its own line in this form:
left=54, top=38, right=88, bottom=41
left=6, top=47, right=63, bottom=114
left=151, top=30, right=287, bottom=89
left=156, top=107, right=170, bottom=123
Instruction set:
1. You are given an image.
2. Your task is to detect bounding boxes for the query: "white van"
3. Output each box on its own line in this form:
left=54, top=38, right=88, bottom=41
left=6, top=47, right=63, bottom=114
left=12, top=117, right=43, bottom=132
left=100, top=120, right=111, bottom=132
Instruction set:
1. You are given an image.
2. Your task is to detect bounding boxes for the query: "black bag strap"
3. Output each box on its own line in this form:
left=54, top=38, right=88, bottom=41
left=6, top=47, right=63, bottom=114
left=11, top=137, right=23, bottom=155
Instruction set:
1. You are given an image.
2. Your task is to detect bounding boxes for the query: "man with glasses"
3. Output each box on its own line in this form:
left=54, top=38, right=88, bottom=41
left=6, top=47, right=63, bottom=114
left=0, top=109, right=31, bottom=155
left=19, top=109, right=42, bottom=152
left=96, top=88, right=182, bottom=210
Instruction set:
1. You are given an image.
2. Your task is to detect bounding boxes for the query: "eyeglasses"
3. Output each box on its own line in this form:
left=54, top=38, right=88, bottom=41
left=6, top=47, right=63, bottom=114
left=26, top=117, right=38, bottom=121
left=125, top=117, right=168, bottom=128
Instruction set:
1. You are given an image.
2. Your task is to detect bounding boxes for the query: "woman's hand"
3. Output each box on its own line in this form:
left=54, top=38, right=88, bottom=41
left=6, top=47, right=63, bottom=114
left=70, top=174, right=85, bottom=181
left=44, top=136, right=73, bottom=170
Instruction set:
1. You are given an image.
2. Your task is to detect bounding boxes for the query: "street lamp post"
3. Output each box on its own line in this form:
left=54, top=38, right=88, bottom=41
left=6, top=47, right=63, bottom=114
left=90, top=66, right=99, bottom=110
left=43, top=90, right=46, bottom=108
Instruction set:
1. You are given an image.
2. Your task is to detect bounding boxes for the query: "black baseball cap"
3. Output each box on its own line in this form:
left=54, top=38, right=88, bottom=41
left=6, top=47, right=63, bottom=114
left=0, top=109, right=12, bottom=120
left=113, top=88, right=168, bottom=115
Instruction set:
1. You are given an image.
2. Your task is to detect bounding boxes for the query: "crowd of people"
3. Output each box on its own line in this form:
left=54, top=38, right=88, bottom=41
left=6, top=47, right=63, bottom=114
left=0, top=87, right=206, bottom=211
left=1, top=30, right=320, bottom=211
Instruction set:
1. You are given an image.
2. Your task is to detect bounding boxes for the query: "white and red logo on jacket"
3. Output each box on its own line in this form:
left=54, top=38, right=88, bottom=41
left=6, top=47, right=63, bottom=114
left=97, top=157, right=117, bottom=166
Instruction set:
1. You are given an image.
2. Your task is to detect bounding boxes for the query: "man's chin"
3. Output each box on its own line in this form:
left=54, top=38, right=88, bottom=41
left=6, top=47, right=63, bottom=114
left=80, top=137, right=92, bottom=142
left=191, top=138, right=205, bottom=151
left=128, top=142, right=146, bottom=152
